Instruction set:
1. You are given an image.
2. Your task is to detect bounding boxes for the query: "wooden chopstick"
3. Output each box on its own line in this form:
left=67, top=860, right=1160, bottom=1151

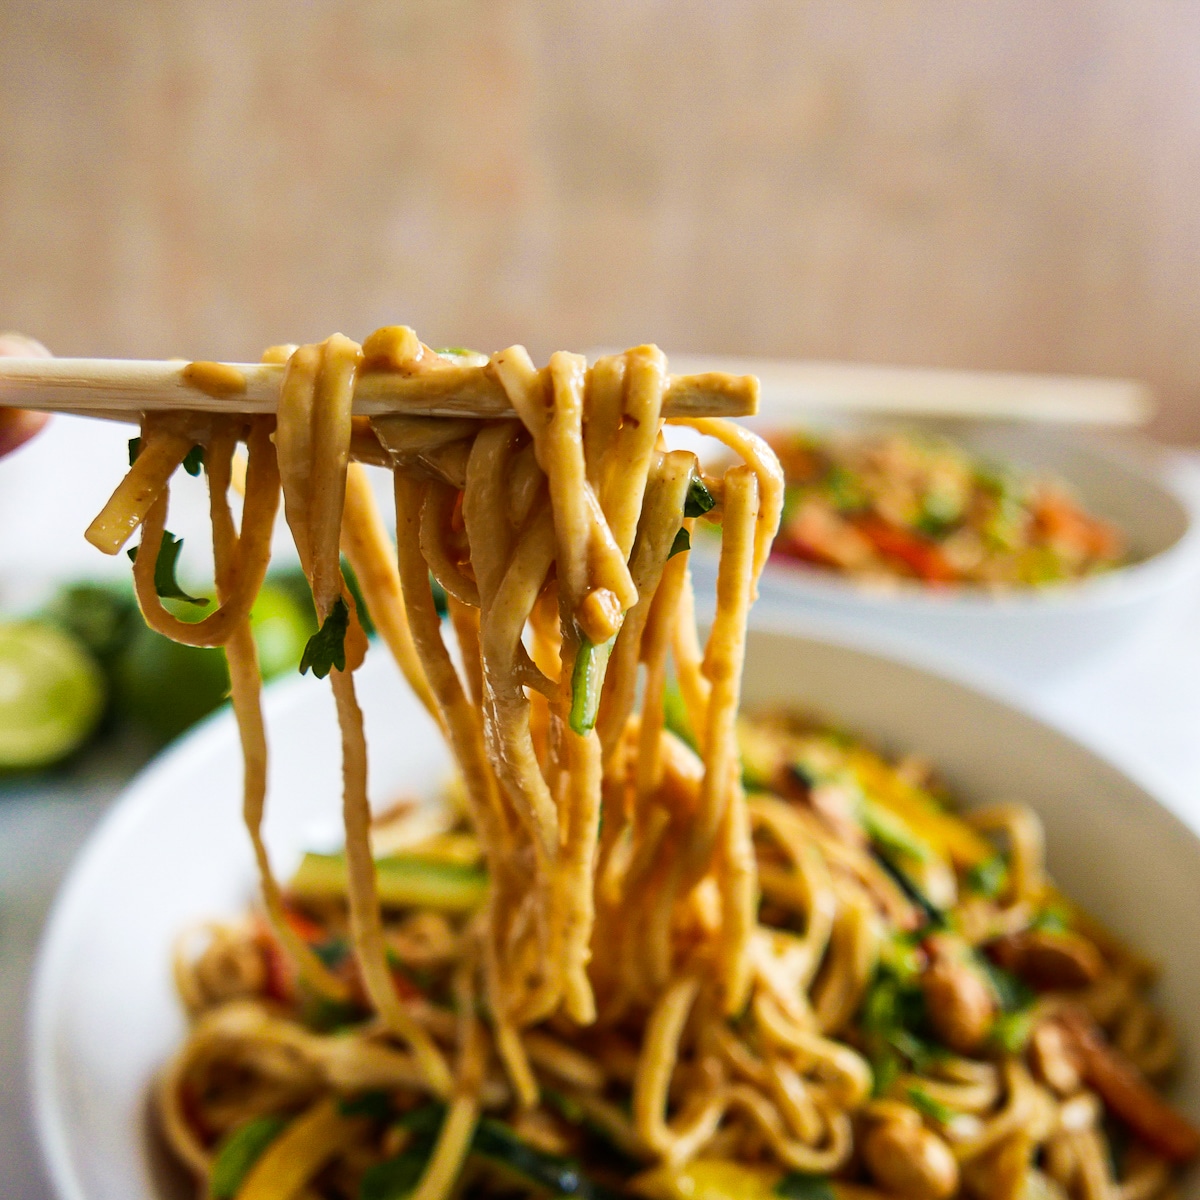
left=0, top=356, right=757, bottom=422
left=597, top=352, right=1155, bottom=427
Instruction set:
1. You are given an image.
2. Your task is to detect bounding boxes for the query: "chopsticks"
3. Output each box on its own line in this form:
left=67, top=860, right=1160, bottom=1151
left=2, top=352, right=1149, bottom=427
left=619, top=354, right=1156, bottom=427
left=0, top=356, right=758, bottom=422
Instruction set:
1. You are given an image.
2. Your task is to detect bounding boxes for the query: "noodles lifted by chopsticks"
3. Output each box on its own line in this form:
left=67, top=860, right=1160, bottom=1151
left=86, top=328, right=1196, bottom=1200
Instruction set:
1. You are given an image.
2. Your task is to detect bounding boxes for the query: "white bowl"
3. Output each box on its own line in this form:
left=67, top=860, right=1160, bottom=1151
left=694, top=419, right=1200, bottom=683
left=30, top=625, right=1200, bottom=1200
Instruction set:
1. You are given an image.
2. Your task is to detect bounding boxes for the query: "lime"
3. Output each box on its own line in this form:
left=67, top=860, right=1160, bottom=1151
left=112, top=625, right=230, bottom=745
left=250, top=582, right=316, bottom=679
left=0, top=620, right=106, bottom=769
left=42, top=582, right=139, bottom=662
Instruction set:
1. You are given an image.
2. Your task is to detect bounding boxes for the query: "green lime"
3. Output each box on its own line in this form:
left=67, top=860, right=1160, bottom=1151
left=250, top=582, right=316, bottom=679
left=42, top=581, right=139, bottom=662
left=0, top=621, right=106, bottom=769
left=112, top=625, right=230, bottom=745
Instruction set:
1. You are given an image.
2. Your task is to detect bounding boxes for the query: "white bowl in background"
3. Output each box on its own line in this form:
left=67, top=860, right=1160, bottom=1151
left=689, top=417, right=1200, bottom=683
left=30, top=625, right=1200, bottom=1200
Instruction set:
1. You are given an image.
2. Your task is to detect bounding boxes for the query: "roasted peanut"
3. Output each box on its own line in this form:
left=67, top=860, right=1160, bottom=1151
left=922, top=955, right=995, bottom=1054
left=863, top=1118, right=960, bottom=1200
left=1029, top=1020, right=1082, bottom=1096
left=990, top=929, right=1103, bottom=990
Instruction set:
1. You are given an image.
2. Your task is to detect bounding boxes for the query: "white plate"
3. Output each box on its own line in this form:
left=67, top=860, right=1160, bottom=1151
left=688, top=417, right=1200, bottom=682
left=30, top=625, right=1200, bottom=1199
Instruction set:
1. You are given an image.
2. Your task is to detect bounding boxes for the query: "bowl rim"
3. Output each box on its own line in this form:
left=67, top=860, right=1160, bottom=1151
left=26, top=617, right=1200, bottom=1200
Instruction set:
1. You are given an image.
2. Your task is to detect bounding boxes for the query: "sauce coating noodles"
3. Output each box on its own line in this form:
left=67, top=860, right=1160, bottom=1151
left=86, top=329, right=1194, bottom=1200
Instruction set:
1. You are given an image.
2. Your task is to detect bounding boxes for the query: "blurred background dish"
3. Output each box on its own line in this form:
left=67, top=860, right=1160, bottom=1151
left=679, top=405, right=1200, bottom=681
left=29, top=622, right=1200, bottom=1200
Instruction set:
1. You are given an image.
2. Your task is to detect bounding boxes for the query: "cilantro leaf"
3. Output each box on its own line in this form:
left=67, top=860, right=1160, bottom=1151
left=429, top=572, right=448, bottom=618
left=127, top=531, right=209, bottom=607
left=684, top=474, right=716, bottom=518
left=975, top=954, right=1034, bottom=1012
left=129, top=437, right=203, bottom=477
left=668, top=527, right=691, bottom=558
left=300, top=597, right=349, bottom=678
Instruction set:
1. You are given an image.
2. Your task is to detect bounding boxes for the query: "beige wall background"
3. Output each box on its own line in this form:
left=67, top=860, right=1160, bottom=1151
left=2, top=2, right=1200, bottom=437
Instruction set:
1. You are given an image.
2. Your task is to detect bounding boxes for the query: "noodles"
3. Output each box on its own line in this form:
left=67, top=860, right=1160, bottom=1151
left=84, top=326, right=1196, bottom=1200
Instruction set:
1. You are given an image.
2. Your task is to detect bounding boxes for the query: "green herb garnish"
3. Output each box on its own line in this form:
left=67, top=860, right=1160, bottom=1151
left=668, top=527, right=691, bottom=558
left=429, top=573, right=448, bottom=619
left=976, top=954, right=1034, bottom=1013
left=965, top=855, right=1008, bottom=899
left=684, top=474, right=716, bottom=518
left=300, top=597, right=349, bottom=678
left=127, top=532, right=209, bottom=607
left=182, top=445, right=204, bottom=476
left=990, top=1009, right=1034, bottom=1054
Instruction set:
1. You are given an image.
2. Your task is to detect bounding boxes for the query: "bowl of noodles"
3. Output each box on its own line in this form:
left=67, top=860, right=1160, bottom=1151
left=30, top=622, right=1200, bottom=1200
left=23, top=331, right=1200, bottom=1200
left=690, top=418, right=1200, bottom=682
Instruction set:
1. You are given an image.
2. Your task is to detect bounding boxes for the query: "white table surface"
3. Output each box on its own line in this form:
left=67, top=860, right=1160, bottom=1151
left=4, top=421, right=1200, bottom=1199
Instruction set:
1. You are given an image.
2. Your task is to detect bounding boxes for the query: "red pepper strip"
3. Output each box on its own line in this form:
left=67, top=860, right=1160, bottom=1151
left=853, top=515, right=958, bottom=584
left=1034, top=492, right=1122, bottom=561
left=254, top=921, right=295, bottom=1004
left=1057, top=1008, right=1200, bottom=1163
left=282, top=904, right=328, bottom=944
left=254, top=906, right=328, bottom=1004
left=390, top=967, right=424, bottom=1000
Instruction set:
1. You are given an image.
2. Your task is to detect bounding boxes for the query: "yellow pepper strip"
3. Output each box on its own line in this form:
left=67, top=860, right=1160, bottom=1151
left=631, top=1159, right=879, bottom=1200
left=847, top=750, right=994, bottom=868
left=631, top=1158, right=781, bottom=1200
left=236, top=1097, right=366, bottom=1200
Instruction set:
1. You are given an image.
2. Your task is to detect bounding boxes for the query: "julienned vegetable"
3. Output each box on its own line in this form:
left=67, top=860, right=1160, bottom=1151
left=289, top=852, right=488, bottom=912
left=208, top=1114, right=288, bottom=1199
left=569, top=635, right=615, bottom=735
left=473, top=1117, right=624, bottom=1200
